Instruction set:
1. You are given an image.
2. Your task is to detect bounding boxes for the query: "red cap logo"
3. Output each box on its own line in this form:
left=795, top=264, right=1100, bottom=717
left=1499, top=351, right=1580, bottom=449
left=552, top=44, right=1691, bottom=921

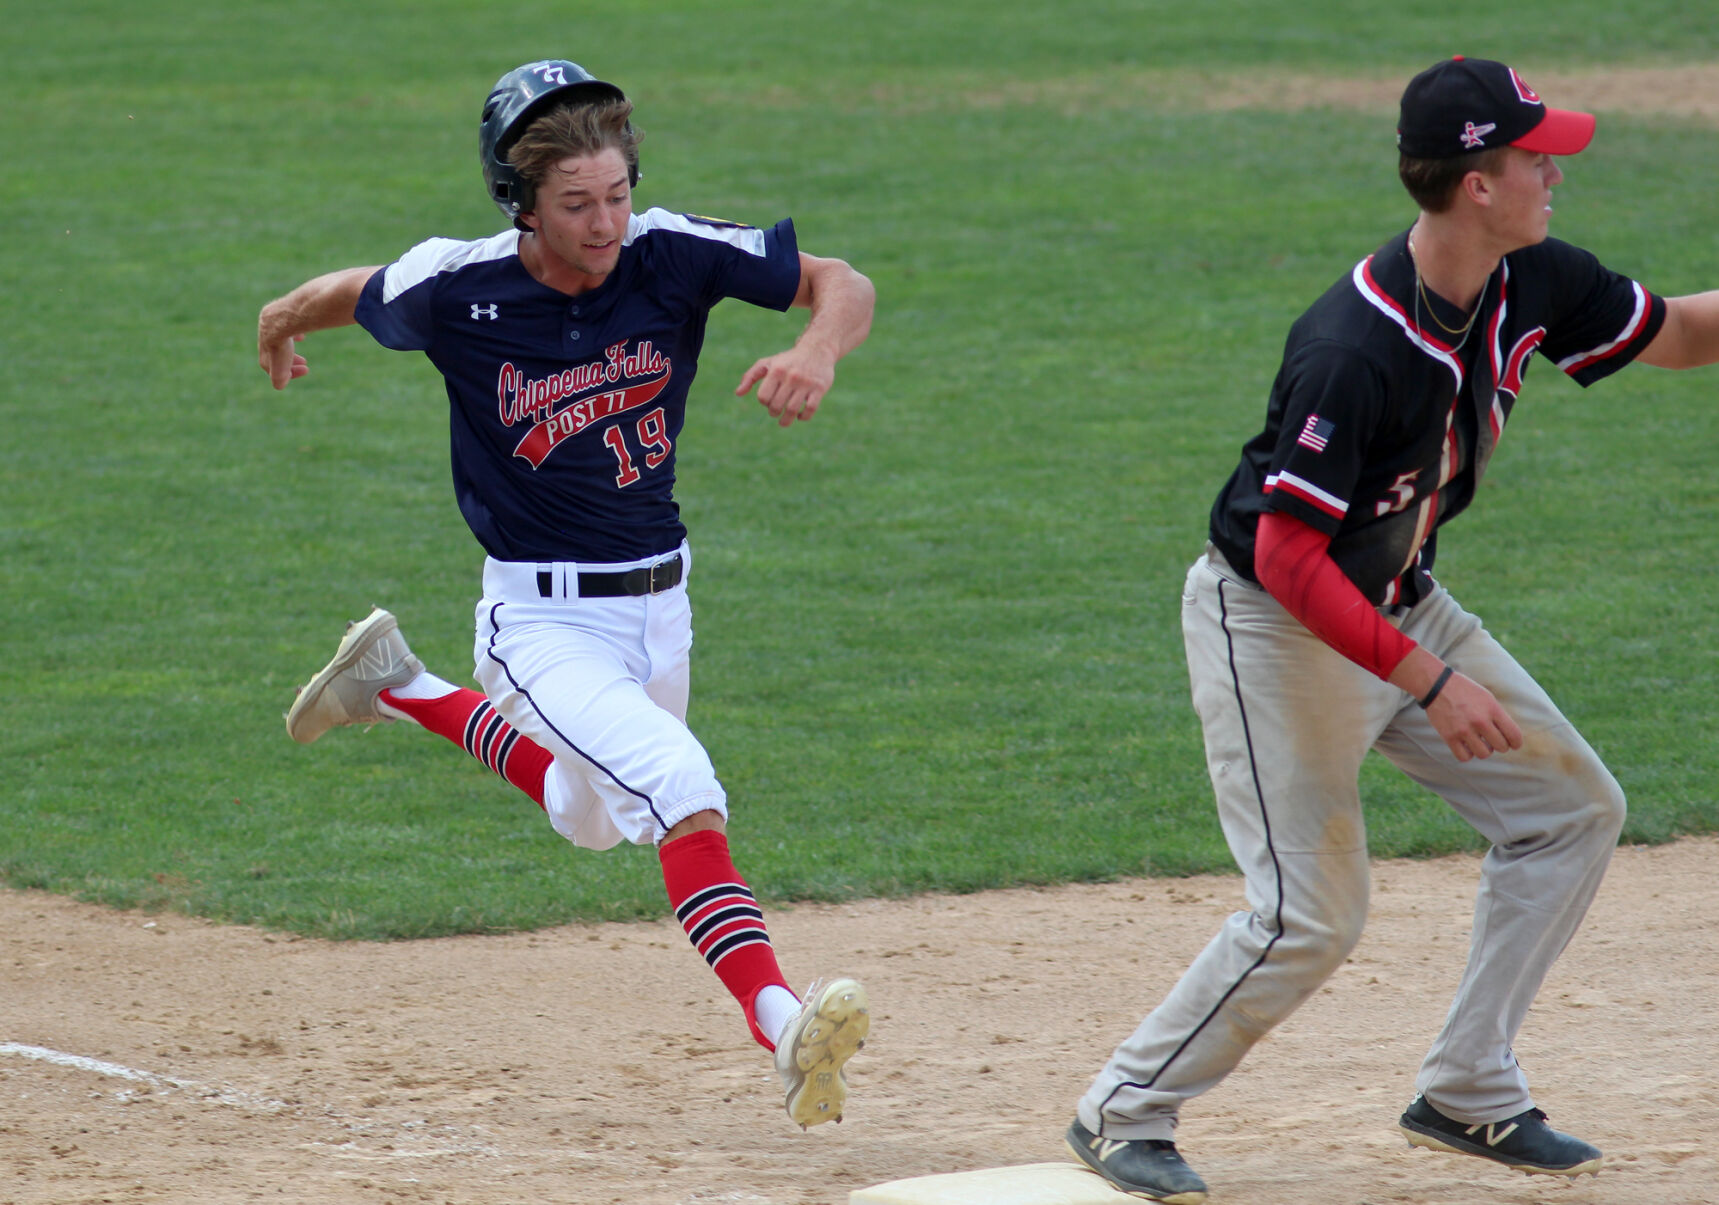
left=1508, top=68, right=1542, bottom=105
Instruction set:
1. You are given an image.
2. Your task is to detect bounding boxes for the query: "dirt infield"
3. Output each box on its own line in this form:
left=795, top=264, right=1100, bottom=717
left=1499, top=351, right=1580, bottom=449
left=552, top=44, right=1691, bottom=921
left=4, top=835, right=1715, bottom=1204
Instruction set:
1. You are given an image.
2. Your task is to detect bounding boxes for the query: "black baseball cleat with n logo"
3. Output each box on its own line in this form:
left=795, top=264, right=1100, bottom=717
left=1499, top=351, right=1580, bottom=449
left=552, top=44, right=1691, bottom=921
left=1399, top=1095, right=1603, bottom=1176
left=1065, top=1119, right=1208, bottom=1204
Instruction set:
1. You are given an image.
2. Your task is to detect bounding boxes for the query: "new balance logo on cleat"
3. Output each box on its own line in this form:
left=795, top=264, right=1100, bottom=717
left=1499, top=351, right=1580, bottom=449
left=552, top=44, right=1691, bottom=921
left=1399, top=1096, right=1603, bottom=1177
left=284, top=608, right=425, bottom=745
left=1087, top=1136, right=1131, bottom=1163
left=353, top=642, right=402, bottom=681
left=1469, top=1118, right=1522, bottom=1147
left=1065, top=1119, right=1208, bottom=1204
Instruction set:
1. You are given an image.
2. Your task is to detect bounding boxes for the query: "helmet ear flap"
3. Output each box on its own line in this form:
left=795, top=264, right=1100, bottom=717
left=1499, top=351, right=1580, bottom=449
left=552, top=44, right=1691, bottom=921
left=505, top=181, right=535, bottom=232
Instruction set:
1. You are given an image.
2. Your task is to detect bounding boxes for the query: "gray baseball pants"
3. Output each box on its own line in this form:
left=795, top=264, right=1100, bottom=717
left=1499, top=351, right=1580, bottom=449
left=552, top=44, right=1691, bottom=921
left=1078, top=548, right=1624, bottom=1139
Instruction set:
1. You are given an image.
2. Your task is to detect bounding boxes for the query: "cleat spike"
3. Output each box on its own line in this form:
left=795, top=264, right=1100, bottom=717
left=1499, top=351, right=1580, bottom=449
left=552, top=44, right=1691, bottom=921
left=775, top=977, right=869, bottom=1129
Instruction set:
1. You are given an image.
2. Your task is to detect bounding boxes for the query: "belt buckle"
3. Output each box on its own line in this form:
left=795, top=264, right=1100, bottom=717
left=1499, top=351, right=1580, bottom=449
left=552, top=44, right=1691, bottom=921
left=647, top=555, right=676, bottom=594
left=613, top=553, right=679, bottom=597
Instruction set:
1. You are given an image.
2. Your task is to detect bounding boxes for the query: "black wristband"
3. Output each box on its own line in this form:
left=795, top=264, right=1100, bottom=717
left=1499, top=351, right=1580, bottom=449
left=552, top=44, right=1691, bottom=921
left=1417, top=665, right=1455, bottom=709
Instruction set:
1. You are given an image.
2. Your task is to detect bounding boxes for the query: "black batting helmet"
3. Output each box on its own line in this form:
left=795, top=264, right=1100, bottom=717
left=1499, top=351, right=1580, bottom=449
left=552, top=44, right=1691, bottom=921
left=478, top=59, right=637, bottom=230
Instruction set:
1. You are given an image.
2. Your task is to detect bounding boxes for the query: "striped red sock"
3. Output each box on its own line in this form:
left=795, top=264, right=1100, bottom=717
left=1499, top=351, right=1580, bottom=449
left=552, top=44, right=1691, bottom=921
left=378, top=687, right=552, bottom=808
left=658, top=829, right=790, bottom=1049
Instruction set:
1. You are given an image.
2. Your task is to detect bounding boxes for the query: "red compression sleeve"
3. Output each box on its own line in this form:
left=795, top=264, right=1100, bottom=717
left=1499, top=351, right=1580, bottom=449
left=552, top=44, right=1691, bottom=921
left=1254, top=510, right=1416, bottom=680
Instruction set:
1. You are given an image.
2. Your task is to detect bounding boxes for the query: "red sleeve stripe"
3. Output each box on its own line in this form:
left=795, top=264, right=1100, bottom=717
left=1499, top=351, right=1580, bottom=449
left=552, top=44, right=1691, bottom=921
left=1498, top=326, right=1545, bottom=397
left=1264, top=470, right=1348, bottom=519
left=1556, top=283, right=1651, bottom=374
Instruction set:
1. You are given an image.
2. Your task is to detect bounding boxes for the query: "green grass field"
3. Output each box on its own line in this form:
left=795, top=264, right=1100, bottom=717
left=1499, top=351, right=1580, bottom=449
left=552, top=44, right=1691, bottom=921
left=5, top=1, right=1718, bottom=938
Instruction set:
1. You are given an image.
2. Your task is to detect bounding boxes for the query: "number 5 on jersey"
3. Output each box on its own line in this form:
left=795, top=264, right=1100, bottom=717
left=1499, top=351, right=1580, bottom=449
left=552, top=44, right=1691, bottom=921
left=1376, top=470, right=1422, bottom=517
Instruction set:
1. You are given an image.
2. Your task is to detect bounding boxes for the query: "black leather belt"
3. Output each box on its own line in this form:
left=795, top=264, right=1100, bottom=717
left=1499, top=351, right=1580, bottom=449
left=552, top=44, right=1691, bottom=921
left=538, top=553, right=684, bottom=599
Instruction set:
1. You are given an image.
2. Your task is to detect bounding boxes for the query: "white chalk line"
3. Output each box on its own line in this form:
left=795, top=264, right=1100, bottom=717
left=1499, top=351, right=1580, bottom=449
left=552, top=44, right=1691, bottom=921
left=1, top=1041, right=288, bottom=1111
left=0, top=1041, right=504, bottom=1158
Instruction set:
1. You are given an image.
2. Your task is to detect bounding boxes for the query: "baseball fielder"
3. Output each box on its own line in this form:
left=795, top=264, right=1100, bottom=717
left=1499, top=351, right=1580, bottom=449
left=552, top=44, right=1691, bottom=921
left=255, top=59, right=875, bottom=1129
left=1067, top=57, right=1719, bottom=1202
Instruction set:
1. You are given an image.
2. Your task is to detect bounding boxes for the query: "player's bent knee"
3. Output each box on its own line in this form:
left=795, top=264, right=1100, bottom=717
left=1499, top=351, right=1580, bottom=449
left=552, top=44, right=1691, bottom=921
left=1277, top=907, right=1367, bottom=979
left=1583, top=778, right=1627, bottom=847
left=1561, top=752, right=1627, bottom=842
left=1311, top=917, right=1366, bottom=970
left=1594, top=777, right=1627, bottom=837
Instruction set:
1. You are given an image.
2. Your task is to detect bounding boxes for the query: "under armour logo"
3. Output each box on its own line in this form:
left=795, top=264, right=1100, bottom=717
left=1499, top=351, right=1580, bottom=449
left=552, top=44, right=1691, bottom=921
left=1460, top=120, right=1497, bottom=149
left=471, top=304, right=499, bottom=321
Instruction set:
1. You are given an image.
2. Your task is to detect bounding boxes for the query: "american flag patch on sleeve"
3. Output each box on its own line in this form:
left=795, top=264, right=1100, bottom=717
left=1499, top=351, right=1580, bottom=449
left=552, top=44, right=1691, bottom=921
left=1297, top=414, right=1335, bottom=452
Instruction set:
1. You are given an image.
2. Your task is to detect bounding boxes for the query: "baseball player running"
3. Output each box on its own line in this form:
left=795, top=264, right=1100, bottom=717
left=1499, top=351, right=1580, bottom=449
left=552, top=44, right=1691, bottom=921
left=1067, top=57, right=1719, bottom=1202
left=255, top=59, right=875, bottom=1129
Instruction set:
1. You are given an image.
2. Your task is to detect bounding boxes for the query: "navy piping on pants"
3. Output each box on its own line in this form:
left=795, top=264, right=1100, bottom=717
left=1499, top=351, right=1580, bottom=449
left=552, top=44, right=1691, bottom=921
left=1096, top=576, right=1290, bottom=1129
left=481, top=601, right=670, bottom=834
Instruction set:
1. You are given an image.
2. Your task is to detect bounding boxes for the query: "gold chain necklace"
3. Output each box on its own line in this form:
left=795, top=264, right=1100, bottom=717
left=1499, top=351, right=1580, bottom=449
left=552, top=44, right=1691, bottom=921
left=1408, top=236, right=1482, bottom=343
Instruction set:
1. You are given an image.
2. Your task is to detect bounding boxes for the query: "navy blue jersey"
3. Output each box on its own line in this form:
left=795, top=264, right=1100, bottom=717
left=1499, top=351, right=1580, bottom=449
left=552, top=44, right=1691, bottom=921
left=355, top=209, right=801, bottom=562
left=1209, top=231, right=1664, bottom=605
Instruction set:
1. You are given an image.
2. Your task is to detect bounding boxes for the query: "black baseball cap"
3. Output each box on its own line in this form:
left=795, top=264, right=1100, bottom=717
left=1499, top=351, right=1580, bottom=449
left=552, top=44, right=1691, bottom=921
left=1397, top=56, right=1594, bottom=158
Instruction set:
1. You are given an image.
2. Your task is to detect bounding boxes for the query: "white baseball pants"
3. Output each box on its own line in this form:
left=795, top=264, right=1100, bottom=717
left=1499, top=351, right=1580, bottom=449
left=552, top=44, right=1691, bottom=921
left=471, top=542, right=727, bottom=850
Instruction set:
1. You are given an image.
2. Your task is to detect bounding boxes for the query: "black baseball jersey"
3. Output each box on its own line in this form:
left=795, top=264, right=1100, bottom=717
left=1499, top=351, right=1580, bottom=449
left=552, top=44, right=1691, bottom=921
left=355, top=209, right=801, bottom=563
left=1209, top=230, right=1665, bottom=605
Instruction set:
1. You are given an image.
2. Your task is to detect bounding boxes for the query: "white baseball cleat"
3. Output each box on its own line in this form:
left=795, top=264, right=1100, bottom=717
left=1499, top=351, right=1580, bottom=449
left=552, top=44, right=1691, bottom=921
left=775, top=977, right=870, bottom=1129
left=285, top=607, right=425, bottom=744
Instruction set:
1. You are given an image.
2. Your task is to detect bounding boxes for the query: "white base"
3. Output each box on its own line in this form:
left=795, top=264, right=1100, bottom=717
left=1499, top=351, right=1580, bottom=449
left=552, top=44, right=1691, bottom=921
left=850, top=1162, right=1129, bottom=1205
